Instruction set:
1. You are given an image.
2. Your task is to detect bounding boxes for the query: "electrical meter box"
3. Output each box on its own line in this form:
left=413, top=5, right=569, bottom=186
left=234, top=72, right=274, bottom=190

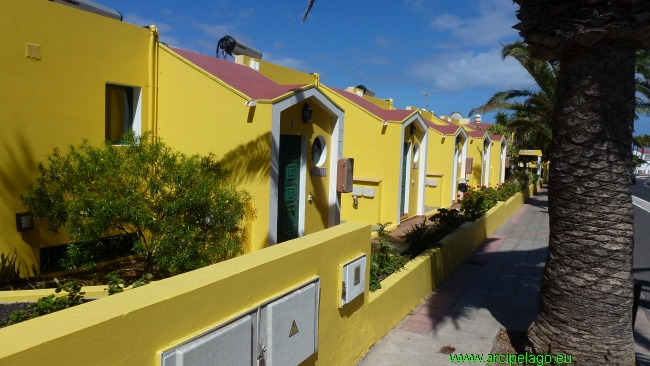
left=262, top=281, right=319, bottom=366
left=161, top=315, right=252, bottom=366
left=340, top=254, right=367, bottom=307
left=337, top=158, right=354, bottom=193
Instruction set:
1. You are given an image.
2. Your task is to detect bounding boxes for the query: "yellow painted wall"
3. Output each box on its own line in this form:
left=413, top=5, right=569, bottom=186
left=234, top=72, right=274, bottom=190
left=0, top=223, right=372, bottom=366
left=279, top=101, right=333, bottom=235
left=157, top=46, right=273, bottom=252
left=255, top=58, right=314, bottom=85
left=425, top=132, right=454, bottom=209
left=404, top=126, right=424, bottom=217
left=0, top=184, right=539, bottom=366
left=157, top=46, right=336, bottom=250
left=322, top=88, right=404, bottom=227
left=490, top=140, right=505, bottom=186
left=0, top=0, right=151, bottom=269
left=362, top=95, right=393, bottom=110
left=467, top=137, right=485, bottom=188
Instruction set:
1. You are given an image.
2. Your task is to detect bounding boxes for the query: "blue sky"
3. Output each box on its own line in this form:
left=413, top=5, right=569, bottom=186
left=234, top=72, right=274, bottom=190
left=98, top=0, right=650, bottom=135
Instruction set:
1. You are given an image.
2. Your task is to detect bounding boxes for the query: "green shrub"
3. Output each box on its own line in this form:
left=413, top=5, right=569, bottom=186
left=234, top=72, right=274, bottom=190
left=4, top=279, right=85, bottom=326
left=105, top=272, right=152, bottom=295
left=22, top=132, right=251, bottom=275
left=402, top=208, right=468, bottom=255
left=460, top=186, right=499, bottom=220
left=510, top=169, right=539, bottom=190
left=369, top=223, right=408, bottom=292
left=496, top=180, right=519, bottom=201
left=0, top=251, right=22, bottom=287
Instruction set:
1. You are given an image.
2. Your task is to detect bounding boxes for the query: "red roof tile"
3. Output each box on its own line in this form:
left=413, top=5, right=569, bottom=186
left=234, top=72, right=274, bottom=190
left=426, top=121, right=460, bottom=135
left=330, top=88, right=413, bottom=122
left=490, top=135, right=504, bottom=141
left=170, top=47, right=307, bottom=100
left=467, top=130, right=487, bottom=138
left=468, top=122, right=492, bottom=130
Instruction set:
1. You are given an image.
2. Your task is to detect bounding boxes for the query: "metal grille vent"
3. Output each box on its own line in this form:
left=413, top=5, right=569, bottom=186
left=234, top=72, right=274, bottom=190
left=25, top=43, right=40, bottom=60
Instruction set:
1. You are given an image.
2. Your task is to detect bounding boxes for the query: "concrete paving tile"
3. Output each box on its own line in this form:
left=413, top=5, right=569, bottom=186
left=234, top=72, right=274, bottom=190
left=401, top=321, right=434, bottom=334
left=419, top=305, right=448, bottom=317
left=409, top=313, right=442, bottom=326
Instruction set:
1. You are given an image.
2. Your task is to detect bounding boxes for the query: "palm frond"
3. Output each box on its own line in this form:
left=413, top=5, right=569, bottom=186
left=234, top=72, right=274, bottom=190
left=302, top=0, right=315, bottom=22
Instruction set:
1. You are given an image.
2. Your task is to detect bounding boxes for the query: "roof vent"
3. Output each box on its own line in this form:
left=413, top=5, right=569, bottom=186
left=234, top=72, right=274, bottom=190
left=50, top=0, right=123, bottom=21
left=217, top=35, right=263, bottom=60
left=474, top=114, right=482, bottom=123
left=356, top=85, right=375, bottom=97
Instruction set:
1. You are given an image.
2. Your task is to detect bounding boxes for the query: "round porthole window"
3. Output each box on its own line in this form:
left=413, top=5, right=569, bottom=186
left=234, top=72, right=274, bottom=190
left=311, top=136, right=327, bottom=167
left=413, top=143, right=420, bottom=163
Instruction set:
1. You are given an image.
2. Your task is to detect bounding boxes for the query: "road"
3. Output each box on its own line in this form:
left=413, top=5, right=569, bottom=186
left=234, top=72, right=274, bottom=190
left=632, top=176, right=650, bottom=318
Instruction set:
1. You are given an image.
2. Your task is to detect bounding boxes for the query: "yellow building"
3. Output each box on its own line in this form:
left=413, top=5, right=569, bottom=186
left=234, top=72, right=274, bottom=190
left=254, top=63, right=431, bottom=228
left=320, top=87, right=429, bottom=228
left=465, top=130, right=492, bottom=188
left=156, top=46, right=345, bottom=251
left=423, top=120, right=469, bottom=209
left=489, top=135, right=508, bottom=185
left=0, top=0, right=153, bottom=272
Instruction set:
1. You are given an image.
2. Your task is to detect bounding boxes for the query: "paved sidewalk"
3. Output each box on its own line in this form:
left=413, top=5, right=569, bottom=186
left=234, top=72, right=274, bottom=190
left=358, top=187, right=650, bottom=365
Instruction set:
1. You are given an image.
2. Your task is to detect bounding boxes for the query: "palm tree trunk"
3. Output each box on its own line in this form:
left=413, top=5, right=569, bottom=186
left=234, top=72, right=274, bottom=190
left=527, top=42, right=636, bottom=364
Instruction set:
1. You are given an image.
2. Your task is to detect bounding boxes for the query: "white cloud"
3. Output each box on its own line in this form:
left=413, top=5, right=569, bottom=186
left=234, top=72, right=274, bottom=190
left=429, top=14, right=463, bottom=31
left=273, top=42, right=285, bottom=49
left=238, top=8, right=254, bottom=19
left=192, top=23, right=235, bottom=39
left=429, top=0, right=519, bottom=46
left=408, top=48, right=533, bottom=93
left=123, top=13, right=172, bottom=33
left=264, top=53, right=311, bottom=73
left=375, top=35, right=395, bottom=48
left=404, top=0, right=430, bottom=12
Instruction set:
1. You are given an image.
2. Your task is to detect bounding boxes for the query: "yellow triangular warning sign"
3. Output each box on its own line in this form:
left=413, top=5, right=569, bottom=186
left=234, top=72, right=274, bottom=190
left=289, top=320, right=299, bottom=337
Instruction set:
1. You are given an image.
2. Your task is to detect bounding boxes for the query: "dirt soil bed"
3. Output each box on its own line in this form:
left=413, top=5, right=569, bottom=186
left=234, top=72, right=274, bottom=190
left=0, top=258, right=160, bottom=291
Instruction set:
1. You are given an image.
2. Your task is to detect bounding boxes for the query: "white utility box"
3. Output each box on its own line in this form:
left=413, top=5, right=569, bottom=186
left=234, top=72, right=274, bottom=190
left=340, top=254, right=367, bottom=307
left=352, top=186, right=363, bottom=196
left=264, top=282, right=319, bottom=366
left=362, top=187, right=375, bottom=198
left=161, top=315, right=252, bottom=366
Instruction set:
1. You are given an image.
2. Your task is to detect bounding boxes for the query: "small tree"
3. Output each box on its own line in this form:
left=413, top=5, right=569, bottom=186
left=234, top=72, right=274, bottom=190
left=22, top=133, right=251, bottom=275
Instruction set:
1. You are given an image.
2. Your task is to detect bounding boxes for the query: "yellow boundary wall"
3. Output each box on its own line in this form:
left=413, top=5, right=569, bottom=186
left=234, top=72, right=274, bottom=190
left=0, top=184, right=539, bottom=366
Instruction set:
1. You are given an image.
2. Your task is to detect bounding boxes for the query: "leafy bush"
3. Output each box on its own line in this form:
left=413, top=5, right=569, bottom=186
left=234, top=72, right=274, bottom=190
left=496, top=180, right=519, bottom=201
left=4, top=279, right=85, bottom=326
left=0, top=251, right=22, bottom=287
left=510, top=169, right=539, bottom=190
left=369, top=223, right=408, bottom=292
left=403, top=209, right=468, bottom=254
left=3, top=272, right=153, bottom=327
left=460, top=186, right=499, bottom=220
left=105, top=272, right=152, bottom=295
left=22, top=132, right=251, bottom=275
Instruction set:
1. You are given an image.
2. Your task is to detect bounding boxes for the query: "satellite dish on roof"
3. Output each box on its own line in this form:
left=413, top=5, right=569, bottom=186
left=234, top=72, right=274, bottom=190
left=50, top=0, right=122, bottom=21
left=217, top=35, right=263, bottom=60
left=449, top=112, right=463, bottom=120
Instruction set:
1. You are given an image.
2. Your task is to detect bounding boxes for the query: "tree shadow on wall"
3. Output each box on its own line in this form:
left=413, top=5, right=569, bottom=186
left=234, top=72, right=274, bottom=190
left=220, top=132, right=271, bottom=185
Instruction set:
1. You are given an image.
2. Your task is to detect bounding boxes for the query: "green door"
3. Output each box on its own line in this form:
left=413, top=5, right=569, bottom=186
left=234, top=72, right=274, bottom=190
left=400, top=142, right=409, bottom=215
left=278, top=135, right=302, bottom=243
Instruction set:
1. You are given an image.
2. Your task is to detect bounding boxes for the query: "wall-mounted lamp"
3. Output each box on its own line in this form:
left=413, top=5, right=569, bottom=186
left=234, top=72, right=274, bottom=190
left=302, top=103, right=313, bottom=123
left=353, top=196, right=359, bottom=206
left=382, top=121, right=388, bottom=127
left=410, top=124, right=416, bottom=135
left=456, top=136, right=461, bottom=144
left=16, top=212, right=33, bottom=232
